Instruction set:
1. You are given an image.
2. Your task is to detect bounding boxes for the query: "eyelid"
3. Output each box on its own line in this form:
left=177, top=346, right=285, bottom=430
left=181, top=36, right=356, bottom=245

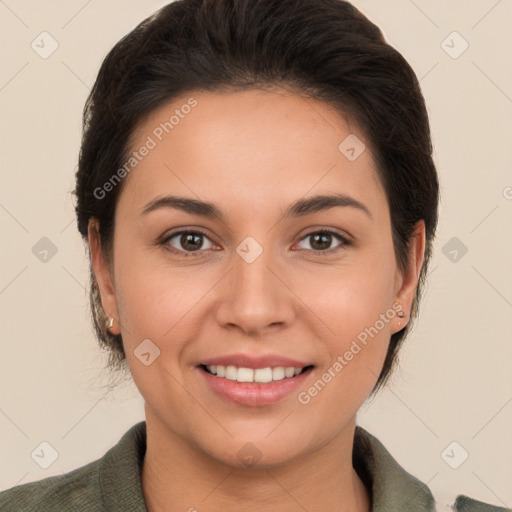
left=294, top=227, right=351, bottom=253
left=160, top=226, right=351, bottom=257
left=160, top=228, right=217, bottom=257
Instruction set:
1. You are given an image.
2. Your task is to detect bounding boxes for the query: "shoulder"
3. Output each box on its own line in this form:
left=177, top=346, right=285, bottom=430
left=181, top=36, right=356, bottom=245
left=449, top=495, right=512, bottom=512
left=0, top=458, right=103, bottom=512
left=0, top=421, right=148, bottom=512
left=354, top=425, right=511, bottom=512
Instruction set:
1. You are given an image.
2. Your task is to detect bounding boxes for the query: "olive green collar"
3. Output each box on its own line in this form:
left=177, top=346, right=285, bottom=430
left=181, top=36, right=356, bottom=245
left=99, top=421, right=509, bottom=512
left=353, top=425, right=435, bottom=511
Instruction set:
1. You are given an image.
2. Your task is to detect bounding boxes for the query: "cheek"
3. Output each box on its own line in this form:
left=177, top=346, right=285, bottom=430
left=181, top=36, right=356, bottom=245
left=114, top=254, right=198, bottom=413
left=297, top=247, right=396, bottom=393
left=295, top=247, right=396, bottom=337
left=112, top=246, right=220, bottom=379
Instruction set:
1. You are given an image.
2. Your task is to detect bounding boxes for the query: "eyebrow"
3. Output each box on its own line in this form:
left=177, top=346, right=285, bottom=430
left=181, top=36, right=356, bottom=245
left=140, top=193, right=372, bottom=221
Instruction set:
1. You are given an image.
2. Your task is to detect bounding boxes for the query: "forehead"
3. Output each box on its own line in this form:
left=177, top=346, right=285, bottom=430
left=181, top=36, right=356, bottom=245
left=118, top=88, right=386, bottom=223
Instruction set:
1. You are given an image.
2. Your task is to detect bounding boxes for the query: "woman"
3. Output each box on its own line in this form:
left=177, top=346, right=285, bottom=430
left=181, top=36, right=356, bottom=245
left=0, top=0, right=509, bottom=510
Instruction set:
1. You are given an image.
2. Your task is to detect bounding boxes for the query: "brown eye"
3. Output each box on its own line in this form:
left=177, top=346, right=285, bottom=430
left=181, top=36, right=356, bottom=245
left=162, top=230, right=215, bottom=257
left=296, top=229, right=350, bottom=253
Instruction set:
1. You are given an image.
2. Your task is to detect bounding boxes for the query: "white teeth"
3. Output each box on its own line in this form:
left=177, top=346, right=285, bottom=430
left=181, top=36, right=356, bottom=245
left=284, top=367, right=295, bottom=378
left=225, top=365, right=237, bottom=380
left=237, top=367, right=254, bottom=382
left=272, top=367, right=285, bottom=381
left=254, top=367, right=273, bottom=383
left=204, top=364, right=307, bottom=383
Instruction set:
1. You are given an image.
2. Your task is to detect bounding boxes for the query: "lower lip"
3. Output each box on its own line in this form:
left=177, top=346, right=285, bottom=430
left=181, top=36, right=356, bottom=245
left=198, top=366, right=314, bottom=407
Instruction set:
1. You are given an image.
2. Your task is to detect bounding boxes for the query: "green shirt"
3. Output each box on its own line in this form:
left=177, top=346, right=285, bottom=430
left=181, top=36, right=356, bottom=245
left=0, top=421, right=509, bottom=511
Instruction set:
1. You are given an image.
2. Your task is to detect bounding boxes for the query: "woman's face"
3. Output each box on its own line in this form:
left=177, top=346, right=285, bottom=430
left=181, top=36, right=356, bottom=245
left=90, top=87, right=424, bottom=468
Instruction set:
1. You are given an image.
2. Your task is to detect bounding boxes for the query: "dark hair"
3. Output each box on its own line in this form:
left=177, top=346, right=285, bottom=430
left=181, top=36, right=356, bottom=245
left=73, top=0, right=439, bottom=396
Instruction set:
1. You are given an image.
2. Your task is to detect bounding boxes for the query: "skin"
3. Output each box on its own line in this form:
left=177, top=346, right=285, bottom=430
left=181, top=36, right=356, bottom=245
left=89, top=87, right=425, bottom=512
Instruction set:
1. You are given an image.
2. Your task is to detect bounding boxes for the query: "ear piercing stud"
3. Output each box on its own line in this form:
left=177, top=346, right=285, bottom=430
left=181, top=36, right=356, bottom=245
left=397, top=309, right=405, bottom=328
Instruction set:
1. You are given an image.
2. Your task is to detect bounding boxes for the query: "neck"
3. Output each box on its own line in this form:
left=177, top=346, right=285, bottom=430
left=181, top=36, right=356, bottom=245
left=141, top=407, right=370, bottom=512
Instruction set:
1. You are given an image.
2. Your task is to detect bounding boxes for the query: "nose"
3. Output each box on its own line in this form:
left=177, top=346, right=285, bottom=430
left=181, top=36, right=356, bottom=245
left=214, top=240, right=296, bottom=336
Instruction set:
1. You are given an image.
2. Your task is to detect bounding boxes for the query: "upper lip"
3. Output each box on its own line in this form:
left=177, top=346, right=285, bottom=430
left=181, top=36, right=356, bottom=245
left=199, top=354, right=312, bottom=369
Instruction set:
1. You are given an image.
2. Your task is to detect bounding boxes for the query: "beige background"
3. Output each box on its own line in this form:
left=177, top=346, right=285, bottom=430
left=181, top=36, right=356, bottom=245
left=1, top=0, right=511, bottom=508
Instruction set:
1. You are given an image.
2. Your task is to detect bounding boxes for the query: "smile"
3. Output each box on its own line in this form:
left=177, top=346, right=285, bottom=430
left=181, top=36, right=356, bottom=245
left=202, top=364, right=312, bottom=383
left=198, top=364, right=315, bottom=407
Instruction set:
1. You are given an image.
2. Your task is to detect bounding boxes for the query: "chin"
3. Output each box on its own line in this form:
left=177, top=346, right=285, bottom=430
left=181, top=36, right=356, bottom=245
left=212, top=445, right=301, bottom=471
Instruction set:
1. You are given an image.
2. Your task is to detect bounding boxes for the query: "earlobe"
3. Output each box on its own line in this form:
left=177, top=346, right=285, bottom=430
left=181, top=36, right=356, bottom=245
left=87, top=218, right=120, bottom=335
left=393, top=220, right=426, bottom=333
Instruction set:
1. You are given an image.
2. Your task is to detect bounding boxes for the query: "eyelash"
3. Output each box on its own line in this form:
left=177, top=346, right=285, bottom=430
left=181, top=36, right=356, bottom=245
left=160, top=228, right=351, bottom=258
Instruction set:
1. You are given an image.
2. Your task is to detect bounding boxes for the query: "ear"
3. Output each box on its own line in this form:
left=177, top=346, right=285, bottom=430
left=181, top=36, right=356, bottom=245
left=88, top=218, right=120, bottom=335
left=392, top=219, right=426, bottom=334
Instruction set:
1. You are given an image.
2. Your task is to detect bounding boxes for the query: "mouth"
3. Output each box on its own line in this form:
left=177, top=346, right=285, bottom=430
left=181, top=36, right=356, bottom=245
left=197, top=363, right=315, bottom=407
left=200, top=364, right=314, bottom=383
